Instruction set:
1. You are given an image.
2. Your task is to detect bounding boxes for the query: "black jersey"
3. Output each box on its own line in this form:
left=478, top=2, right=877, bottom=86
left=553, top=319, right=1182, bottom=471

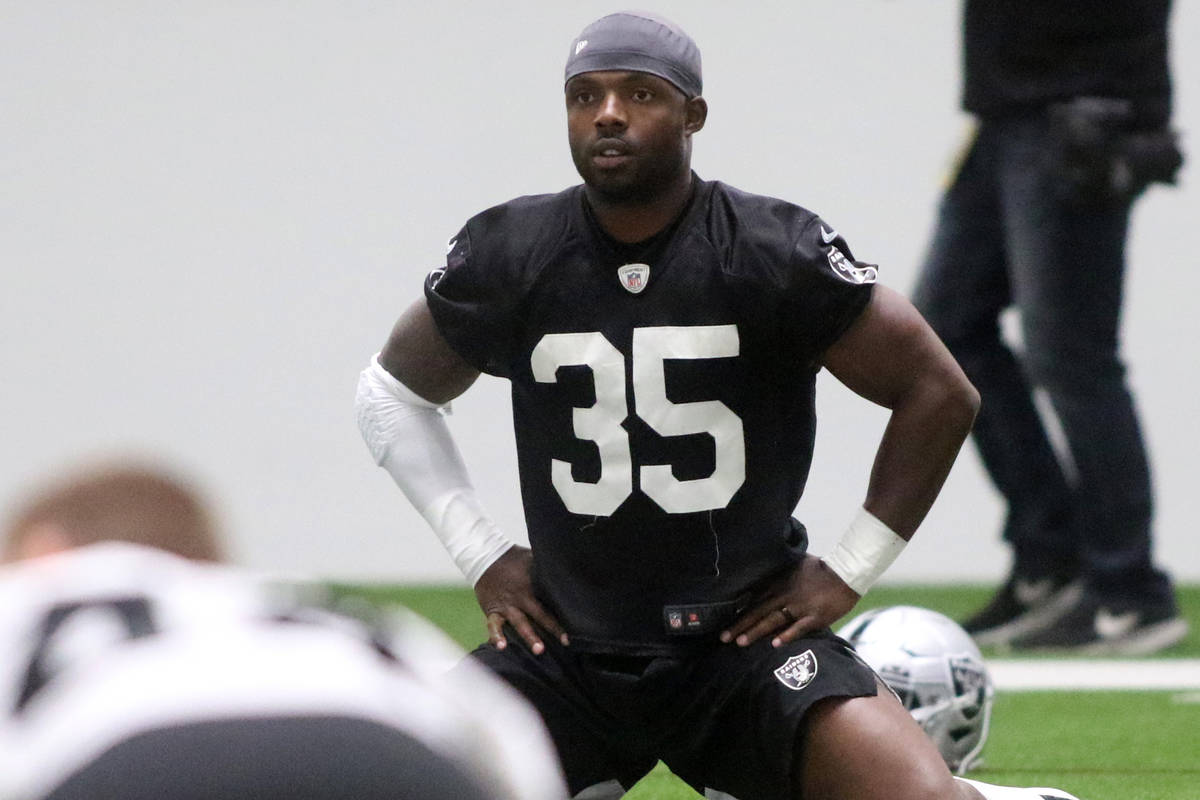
left=426, top=177, right=875, bottom=654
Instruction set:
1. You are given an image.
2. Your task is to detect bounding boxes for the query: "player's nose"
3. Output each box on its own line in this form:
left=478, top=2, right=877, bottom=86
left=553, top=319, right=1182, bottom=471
left=594, top=91, right=627, bottom=129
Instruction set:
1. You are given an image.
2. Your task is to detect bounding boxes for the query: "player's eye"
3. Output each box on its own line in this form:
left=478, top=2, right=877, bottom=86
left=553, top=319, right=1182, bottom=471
left=631, top=88, right=654, bottom=102
left=571, top=89, right=596, bottom=105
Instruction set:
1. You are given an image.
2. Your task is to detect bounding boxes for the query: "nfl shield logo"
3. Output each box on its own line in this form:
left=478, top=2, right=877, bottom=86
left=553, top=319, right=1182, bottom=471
left=774, top=650, right=819, bottom=691
left=617, top=263, right=650, bottom=294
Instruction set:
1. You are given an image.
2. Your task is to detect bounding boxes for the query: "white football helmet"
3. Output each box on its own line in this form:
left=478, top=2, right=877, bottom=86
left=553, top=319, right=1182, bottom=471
left=838, top=605, right=994, bottom=774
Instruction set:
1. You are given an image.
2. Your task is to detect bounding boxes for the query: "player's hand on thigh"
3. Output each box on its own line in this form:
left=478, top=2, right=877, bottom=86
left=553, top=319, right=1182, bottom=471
left=473, top=546, right=568, bottom=655
left=721, top=555, right=861, bottom=647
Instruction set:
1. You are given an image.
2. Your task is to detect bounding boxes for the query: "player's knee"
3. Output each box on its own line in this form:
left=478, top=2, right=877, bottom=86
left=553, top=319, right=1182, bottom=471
left=892, top=758, right=961, bottom=800
left=798, top=754, right=956, bottom=800
left=857, top=750, right=957, bottom=800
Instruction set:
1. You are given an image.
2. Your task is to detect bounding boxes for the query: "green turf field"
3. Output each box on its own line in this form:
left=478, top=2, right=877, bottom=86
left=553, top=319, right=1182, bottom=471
left=334, top=584, right=1200, bottom=799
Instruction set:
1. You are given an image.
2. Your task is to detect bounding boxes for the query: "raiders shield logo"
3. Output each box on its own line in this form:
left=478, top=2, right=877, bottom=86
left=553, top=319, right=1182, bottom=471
left=774, top=650, right=819, bottom=691
left=950, top=656, right=988, bottom=695
left=617, top=263, right=650, bottom=294
left=826, top=246, right=878, bottom=285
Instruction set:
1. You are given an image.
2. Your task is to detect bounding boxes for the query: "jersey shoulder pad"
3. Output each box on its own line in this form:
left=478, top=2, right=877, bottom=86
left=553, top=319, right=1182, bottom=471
left=463, top=186, right=581, bottom=260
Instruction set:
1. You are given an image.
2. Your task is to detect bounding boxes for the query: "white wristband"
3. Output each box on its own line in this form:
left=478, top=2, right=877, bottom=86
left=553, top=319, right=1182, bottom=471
left=823, top=508, right=907, bottom=595
left=355, top=355, right=514, bottom=585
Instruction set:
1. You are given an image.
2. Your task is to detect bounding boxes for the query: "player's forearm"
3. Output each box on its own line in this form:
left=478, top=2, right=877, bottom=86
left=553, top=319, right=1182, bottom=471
left=356, top=354, right=514, bottom=584
left=863, top=369, right=979, bottom=538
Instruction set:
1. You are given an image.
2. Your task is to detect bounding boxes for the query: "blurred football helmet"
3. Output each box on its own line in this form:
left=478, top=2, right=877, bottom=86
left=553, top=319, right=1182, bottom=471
left=838, top=605, right=994, bottom=774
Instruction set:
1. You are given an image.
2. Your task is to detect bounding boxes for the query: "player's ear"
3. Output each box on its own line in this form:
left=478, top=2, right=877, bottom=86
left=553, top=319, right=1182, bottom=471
left=684, top=96, right=707, bottom=135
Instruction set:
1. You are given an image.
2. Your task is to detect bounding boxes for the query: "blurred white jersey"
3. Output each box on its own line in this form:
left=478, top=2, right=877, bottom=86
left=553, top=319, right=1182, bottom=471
left=0, top=543, right=566, bottom=800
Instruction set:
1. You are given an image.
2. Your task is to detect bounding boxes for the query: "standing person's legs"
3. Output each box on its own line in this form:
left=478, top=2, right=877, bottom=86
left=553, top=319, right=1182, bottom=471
left=998, top=114, right=1183, bottom=652
left=913, top=122, right=1079, bottom=641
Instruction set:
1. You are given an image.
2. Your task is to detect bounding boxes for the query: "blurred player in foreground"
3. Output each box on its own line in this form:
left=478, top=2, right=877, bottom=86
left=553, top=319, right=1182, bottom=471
left=358, top=10, right=1085, bottom=800
left=0, top=461, right=566, bottom=800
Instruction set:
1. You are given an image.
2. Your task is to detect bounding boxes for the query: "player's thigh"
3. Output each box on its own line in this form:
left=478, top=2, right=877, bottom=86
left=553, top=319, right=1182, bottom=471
left=799, top=678, right=959, bottom=800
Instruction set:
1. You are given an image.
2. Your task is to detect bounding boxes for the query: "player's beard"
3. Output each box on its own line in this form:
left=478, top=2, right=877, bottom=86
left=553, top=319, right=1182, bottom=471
left=572, top=140, right=690, bottom=206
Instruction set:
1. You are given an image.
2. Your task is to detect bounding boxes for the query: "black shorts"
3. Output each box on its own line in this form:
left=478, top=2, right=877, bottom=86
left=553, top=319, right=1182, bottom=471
left=469, top=628, right=878, bottom=800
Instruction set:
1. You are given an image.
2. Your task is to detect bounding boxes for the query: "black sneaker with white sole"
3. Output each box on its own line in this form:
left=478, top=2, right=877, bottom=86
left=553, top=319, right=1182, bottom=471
left=961, top=575, right=1082, bottom=647
left=1009, top=590, right=1189, bottom=655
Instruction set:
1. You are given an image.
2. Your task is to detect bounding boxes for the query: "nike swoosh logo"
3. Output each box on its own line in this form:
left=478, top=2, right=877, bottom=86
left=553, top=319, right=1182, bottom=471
left=1094, top=609, right=1139, bottom=639
left=820, top=225, right=839, bottom=244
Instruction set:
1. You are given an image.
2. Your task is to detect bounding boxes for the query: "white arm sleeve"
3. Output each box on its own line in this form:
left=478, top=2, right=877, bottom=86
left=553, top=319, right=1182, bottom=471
left=355, top=354, right=514, bottom=585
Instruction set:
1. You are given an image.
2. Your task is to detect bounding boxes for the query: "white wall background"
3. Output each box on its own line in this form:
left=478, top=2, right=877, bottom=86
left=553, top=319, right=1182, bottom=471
left=3, top=1, right=1197, bottom=585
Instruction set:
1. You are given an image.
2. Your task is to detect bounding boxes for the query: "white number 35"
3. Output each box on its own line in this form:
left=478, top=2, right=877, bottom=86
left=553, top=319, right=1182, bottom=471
left=530, top=325, right=745, bottom=517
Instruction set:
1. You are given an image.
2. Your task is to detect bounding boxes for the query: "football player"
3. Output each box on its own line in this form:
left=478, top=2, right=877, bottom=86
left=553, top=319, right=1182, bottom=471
left=0, top=463, right=566, bottom=800
left=358, top=11, right=1084, bottom=800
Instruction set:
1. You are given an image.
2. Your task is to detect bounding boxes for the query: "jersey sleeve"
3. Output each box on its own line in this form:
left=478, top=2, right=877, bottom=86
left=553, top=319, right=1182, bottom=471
left=780, top=215, right=877, bottom=361
left=423, top=220, right=522, bottom=378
